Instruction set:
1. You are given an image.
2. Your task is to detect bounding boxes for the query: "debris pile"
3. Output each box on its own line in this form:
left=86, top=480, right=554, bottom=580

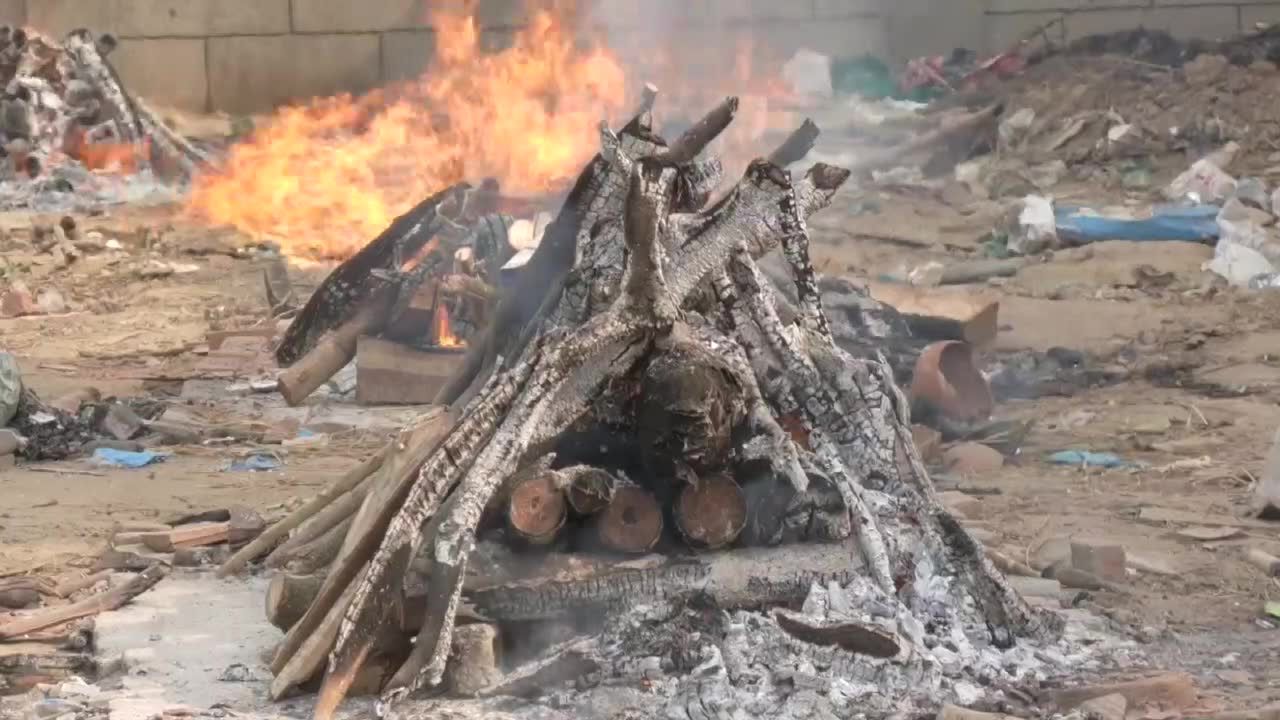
left=0, top=26, right=208, bottom=211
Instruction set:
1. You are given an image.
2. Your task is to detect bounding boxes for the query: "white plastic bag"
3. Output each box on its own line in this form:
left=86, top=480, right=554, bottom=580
left=1166, top=158, right=1237, bottom=204
left=782, top=50, right=833, bottom=99
left=1008, top=195, right=1056, bottom=255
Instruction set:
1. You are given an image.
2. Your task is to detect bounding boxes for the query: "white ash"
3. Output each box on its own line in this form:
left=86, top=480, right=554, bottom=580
left=0, top=163, right=182, bottom=213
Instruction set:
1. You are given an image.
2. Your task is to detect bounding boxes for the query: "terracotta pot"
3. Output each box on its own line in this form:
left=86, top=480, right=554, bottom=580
left=909, top=341, right=993, bottom=422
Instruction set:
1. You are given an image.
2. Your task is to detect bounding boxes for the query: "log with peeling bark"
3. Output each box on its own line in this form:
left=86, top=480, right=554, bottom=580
left=0, top=565, right=165, bottom=640
left=262, top=89, right=1061, bottom=720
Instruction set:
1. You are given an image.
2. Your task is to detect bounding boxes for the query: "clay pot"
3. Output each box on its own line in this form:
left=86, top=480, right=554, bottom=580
left=909, top=341, right=993, bottom=422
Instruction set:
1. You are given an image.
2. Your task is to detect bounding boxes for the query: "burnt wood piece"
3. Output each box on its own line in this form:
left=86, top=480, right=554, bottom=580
left=674, top=473, right=747, bottom=550
left=276, top=183, right=468, bottom=367
left=594, top=484, right=663, bottom=554
left=506, top=472, right=567, bottom=545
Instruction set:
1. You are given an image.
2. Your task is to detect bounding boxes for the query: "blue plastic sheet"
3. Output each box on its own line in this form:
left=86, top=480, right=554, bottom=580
left=225, top=454, right=282, bottom=472
left=1055, top=203, right=1219, bottom=244
left=92, top=448, right=168, bottom=468
left=1048, top=450, right=1130, bottom=469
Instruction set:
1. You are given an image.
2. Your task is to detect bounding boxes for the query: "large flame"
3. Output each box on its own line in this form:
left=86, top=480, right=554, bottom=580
left=187, top=2, right=797, bottom=262
left=187, top=4, right=627, bottom=260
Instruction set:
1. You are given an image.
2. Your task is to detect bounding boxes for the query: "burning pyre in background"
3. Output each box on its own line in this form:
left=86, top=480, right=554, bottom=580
left=186, top=1, right=801, bottom=262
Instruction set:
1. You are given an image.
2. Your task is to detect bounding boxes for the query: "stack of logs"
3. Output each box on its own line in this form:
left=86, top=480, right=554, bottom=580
left=0, top=27, right=209, bottom=183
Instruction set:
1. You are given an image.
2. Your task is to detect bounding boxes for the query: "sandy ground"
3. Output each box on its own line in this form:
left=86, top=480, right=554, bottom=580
left=3, top=178, right=1280, bottom=713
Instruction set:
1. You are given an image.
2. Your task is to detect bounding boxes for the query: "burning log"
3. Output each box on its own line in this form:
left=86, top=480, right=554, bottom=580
left=257, top=88, right=1060, bottom=720
left=276, top=289, right=392, bottom=406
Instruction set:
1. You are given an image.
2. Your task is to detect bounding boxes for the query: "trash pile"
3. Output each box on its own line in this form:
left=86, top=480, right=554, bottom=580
left=0, top=27, right=208, bottom=211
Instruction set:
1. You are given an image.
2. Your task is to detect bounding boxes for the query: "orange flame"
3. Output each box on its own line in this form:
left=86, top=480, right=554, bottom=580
left=186, top=2, right=798, bottom=262
left=186, top=3, right=627, bottom=260
left=434, top=298, right=463, bottom=348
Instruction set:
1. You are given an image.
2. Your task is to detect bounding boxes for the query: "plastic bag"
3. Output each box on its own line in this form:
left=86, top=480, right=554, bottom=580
left=1166, top=158, right=1237, bottom=204
left=1008, top=195, right=1056, bottom=255
left=0, top=352, right=20, bottom=427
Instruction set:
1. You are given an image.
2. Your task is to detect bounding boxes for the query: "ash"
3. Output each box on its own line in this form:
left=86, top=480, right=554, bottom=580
left=0, top=162, right=182, bottom=213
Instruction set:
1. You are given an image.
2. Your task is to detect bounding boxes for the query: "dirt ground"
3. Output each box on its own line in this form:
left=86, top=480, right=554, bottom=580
left=3, top=175, right=1280, bottom=713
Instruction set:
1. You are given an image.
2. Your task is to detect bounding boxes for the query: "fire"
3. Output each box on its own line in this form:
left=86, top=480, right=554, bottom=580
left=186, top=1, right=800, bottom=262
left=434, top=298, right=463, bottom=349
left=186, top=2, right=628, bottom=260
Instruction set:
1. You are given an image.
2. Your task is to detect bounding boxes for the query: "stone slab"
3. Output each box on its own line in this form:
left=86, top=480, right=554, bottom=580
left=208, top=33, right=382, bottom=114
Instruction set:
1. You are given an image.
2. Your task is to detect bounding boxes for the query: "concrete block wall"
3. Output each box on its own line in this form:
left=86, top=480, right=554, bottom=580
left=10, top=1, right=1280, bottom=113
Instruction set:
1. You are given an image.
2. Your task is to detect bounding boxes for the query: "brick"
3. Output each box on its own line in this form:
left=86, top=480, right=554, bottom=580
left=28, top=0, right=290, bottom=38
left=208, top=34, right=382, bottom=114
left=356, top=336, right=464, bottom=405
left=291, top=0, right=433, bottom=33
left=1070, top=540, right=1126, bottom=582
left=381, top=30, right=436, bottom=84
left=111, top=38, right=207, bottom=112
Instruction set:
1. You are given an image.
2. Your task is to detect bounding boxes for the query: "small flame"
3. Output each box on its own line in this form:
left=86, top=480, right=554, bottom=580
left=434, top=299, right=463, bottom=349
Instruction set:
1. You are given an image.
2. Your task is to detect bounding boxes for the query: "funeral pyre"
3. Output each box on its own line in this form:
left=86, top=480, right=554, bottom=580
left=0, top=26, right=208, bottom=210
left=208, top=84, right=1100, bottom=720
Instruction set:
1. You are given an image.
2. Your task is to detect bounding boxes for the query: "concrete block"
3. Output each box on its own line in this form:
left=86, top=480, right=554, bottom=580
left=1241, top=4, right=1280, bottom=28
left=208, top=34, right=382, bottom=114
left=476, top=0, right=528, bottom=28
left=1070, top=540, right=1126, bottom=582
left=111, top=38, right=208, bottom=112
left=987, top=0, right=1144, bottom=11
left=291, top=0, right=431, bottom=33
left=589, top=0, right=691, bottom=29
left=1064, top=6, right=1241, bottom=42
left=28, top=0, right=290, bottom=38
left=814, top=0, right=885, bottom=18
left=0, top=0, right=25, bottom=26
left=750, top=17, right=888, bottom=60
left=381, top=30, right=435, bottom=84
left=885, top=0, right=983, bottom=61
left=983, top=12, right=1065, bottom=55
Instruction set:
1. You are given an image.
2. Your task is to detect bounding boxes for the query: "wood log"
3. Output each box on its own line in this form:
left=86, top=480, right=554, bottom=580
left=219, top=446, right=388, bottom=578
left=767, top=118, right=820, bottom=167
left=139, top=522, right=229, bottom=552
left=0, top=589, right=39, bottom=609
left=1246, top=548, right=1280, bottom=577
left=594, top=485, right=663, bottom=554
left=506, top=472, right=567, bottom=545
left=277, top=289, right=394, bottom=406
left=848, top=104, right=1001, bottom=175
left=265, top=474, right=372, bottom=568
left=0, top=566, right=165, bottom=640
left=269, top=407, right=453, bottom=699
left=565, top=467, right=617, bottom=516
left=445, top=623, right=502, bottom=696
left=674, top=473, right=747, bottom=550
left=284, top=515, right=352, bottom=575
left=266, top=573, right=326, bottom=632
left=464, top=542, right=864, bottom=622
left=52, top=571, right=110, bottom=599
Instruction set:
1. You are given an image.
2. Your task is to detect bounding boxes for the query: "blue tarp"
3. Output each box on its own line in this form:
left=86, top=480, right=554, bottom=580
left=1055, top=203, right=1219, bottom=244
left=92, top=448, right=168, bottom=468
